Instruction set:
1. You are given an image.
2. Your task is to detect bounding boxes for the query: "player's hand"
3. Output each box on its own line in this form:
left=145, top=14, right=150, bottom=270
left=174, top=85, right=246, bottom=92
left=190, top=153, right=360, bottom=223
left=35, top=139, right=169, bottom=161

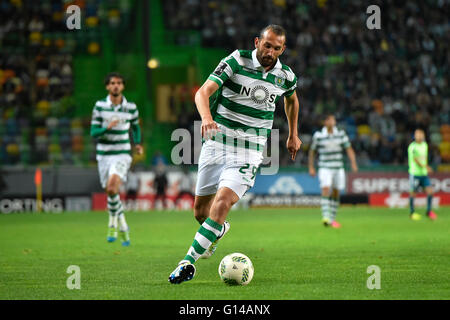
left=287, top=135, right=302, bottom=161
left=201, top=117, right=220, bottom=140
left=351, top=162, right=359, bottom=172
left=427, top=166, right=433, bottom=174
left=309, top=167, right=316, bottom=177
left=135, top=144, right=144, bottom=155
left=107, top=119, right=120, bottom=129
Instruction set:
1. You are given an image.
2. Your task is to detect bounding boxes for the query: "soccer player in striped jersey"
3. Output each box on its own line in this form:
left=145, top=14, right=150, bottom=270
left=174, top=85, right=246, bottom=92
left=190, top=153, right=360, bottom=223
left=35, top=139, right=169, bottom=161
left=169, top=25, right=302, bottom=284
left=90, top=72, right=143, bottom=246
left=308, top=114, right=358, bottom=228
left=408, top=129, right=437, bottom=221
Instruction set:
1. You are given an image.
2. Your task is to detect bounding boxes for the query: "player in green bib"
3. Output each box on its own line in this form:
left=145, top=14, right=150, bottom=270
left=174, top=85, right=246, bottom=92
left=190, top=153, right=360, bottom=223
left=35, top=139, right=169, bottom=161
left=407, top=129, right=437, bottom=221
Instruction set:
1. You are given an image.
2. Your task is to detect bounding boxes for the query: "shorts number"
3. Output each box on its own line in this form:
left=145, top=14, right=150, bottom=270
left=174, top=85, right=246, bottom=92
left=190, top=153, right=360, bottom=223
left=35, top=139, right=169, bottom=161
left=239, top=163, right=257, bottom=180
left=115, top=162, right=126, bottom=175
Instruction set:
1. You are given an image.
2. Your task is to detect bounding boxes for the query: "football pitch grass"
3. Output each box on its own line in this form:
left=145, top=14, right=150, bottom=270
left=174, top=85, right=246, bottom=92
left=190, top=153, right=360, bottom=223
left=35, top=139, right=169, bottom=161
left=0, top=207, right=448, bottom=300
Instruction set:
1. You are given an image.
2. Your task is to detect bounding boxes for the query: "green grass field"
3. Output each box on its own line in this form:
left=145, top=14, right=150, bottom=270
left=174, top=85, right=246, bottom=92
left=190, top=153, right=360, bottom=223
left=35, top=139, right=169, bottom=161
left=0, top=207, right=449, bottom=300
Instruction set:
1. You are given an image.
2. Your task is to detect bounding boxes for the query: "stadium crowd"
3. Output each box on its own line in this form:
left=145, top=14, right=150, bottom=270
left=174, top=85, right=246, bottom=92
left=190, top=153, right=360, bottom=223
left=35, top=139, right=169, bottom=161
left=163, top=0, right=450, bottom=167
left=0, top=0, right=130, bottom=166
left=1, top=0, right=448, bottom=169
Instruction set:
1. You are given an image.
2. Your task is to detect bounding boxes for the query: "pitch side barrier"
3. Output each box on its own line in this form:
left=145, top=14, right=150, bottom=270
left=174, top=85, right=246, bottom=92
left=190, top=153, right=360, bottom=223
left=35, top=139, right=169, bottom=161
left=2, top=167, right=449, bottom=212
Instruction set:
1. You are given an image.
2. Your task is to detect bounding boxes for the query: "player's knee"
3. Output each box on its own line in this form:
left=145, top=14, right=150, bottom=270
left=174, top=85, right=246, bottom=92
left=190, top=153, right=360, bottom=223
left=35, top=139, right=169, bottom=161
left=322, top=187, right=331, bottom=197
left=212, top=198, right=227, bottom=213
left=106, top=183, right=119, bottom=196
left=332, top=189, right=339, bottom=198
left=106, top=187, right=116, bottom=197
left=211, top=197, right=232, bottom=217
left=106, top=175, right=121, bottom=196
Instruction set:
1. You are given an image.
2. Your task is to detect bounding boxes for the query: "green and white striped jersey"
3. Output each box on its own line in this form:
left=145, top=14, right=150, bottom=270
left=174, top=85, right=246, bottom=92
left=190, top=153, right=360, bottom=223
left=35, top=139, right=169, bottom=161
left=91, top=95, right=139, bottom=158
left=310, top=127, right=351, bottom=169
left=207, top=49, right=298, bottom=153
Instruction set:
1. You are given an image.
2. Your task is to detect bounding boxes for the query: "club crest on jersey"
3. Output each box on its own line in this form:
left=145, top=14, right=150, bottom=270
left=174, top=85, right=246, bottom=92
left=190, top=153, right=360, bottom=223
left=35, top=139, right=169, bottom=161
left=275, top=76, right=285, bottom=87
left=109, top=116, right=125, bottom=125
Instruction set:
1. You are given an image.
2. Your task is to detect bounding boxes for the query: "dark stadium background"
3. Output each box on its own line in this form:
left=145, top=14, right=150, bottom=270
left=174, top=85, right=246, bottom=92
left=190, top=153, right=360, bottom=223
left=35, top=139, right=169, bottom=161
left=0, top=0, right=449, bottom=212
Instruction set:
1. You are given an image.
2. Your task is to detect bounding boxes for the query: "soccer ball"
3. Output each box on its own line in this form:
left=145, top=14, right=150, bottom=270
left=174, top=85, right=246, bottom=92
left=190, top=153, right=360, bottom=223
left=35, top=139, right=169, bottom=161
left=218, top=253, right=254, bottom=286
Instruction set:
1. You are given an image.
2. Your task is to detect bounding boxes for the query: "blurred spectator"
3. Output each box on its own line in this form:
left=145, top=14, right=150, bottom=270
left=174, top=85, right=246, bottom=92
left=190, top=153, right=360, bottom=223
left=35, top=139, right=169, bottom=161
left=176, top=166, right=194, bottom=202
left=125, top=167, right=140, bottom=207
left=153, top=163, right=168, bottom=209
left=152, top=150, right=169, bottom=166
left=174, top=166, right=195, bottom=209
left=368, top=100, right=396, bottom=141
left=0, top=169, right=6, bottom=195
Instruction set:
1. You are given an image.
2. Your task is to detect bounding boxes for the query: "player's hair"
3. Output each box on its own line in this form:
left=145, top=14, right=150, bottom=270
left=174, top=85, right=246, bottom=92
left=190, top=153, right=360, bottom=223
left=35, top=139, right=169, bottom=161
left=323, top=113, right=335, bottom=122
left=259, top=24, right=287, bottom=40
left=104, top=72, right=125, bottom=85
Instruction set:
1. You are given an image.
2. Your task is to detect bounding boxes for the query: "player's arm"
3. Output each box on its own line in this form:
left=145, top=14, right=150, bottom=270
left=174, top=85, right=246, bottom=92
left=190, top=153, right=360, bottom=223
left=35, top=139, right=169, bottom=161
left=130, top=109, right=143, bottom=155
left=309, top=133, right=318, bottom=176
left=194, top=79, right=220, bottom=139
left=308, top=148, right=316, bottom=176
left=197, top=51, right=241, bottom=139
left=413, top=155, right=432, bottom=173
left=90, top=105, right=119, bottom=138
left=414, top=157, right=426, bottom=168
left=284, top=91, right=302, bottom=161
left=131, top=123, right=143, bottom=155
left=90, top=124, right=107, bottom=138
left=410, top=146, right=425, bottom=168
left=345, top=146, right=358, bottom=172
left=413, top=156, right=427, bottom=168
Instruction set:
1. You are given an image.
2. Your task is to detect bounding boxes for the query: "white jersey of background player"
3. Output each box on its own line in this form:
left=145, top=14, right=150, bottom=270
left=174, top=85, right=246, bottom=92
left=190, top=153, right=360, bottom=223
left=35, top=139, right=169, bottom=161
left=308, top=114, right=358, bottom=228
left=90, top=72, right=143, bottom=246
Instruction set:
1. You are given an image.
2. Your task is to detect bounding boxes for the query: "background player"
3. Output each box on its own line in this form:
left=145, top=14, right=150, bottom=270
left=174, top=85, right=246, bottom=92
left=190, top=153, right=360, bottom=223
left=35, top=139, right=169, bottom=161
left=168, top=25, right=302, bottom=284
left=408, top=129, right=437, bottom=221
left=90, top=72, right=143, bottom=245
left=308, top=114, right=358, bottom=228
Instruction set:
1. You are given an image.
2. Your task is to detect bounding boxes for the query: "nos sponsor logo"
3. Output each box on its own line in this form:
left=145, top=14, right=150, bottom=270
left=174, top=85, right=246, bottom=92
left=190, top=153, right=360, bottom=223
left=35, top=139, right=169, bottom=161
left=240, top=85, right=276, bottom=104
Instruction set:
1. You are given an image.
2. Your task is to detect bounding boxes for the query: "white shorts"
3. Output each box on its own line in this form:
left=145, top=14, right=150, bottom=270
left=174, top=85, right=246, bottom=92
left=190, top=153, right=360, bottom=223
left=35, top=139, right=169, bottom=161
left=318, top=168, right=346, bottom=190
left=97, top=154, right=132, bottom=189
left=195, top=140, right=263, bottom=199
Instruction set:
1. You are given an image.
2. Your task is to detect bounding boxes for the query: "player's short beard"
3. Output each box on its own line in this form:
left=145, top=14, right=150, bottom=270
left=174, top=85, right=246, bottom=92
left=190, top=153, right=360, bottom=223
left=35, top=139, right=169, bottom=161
left=256, top=49, right=275, bottom=68
left=111, top=90, right=120, bottom=97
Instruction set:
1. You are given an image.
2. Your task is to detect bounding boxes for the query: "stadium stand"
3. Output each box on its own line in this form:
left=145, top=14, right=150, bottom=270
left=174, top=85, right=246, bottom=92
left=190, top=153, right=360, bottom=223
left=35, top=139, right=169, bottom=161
left=0, top=0, right=134, bottom=166
left=1, top=0, right=448, bottom=169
